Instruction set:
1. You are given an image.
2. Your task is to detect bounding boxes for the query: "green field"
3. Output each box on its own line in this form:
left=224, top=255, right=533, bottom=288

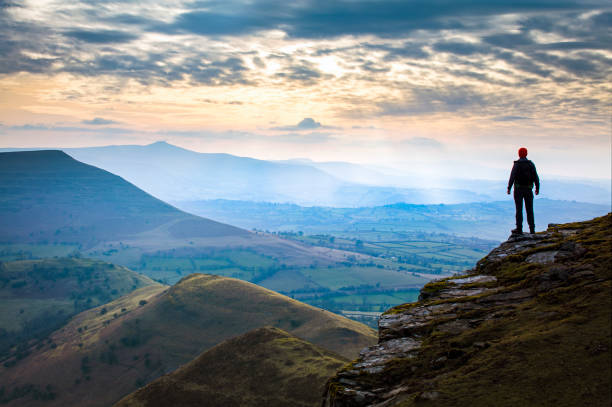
left=0, top=243, right=79, bottom=261
left=0, top=237, right=477, bottom=327
left=298, top=266, right=426, bottom=290
left=282, top=233, right=490, bottom=274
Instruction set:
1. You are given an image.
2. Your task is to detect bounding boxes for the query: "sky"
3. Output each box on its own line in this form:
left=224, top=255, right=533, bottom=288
left=0, top=0, right=610, bottom=180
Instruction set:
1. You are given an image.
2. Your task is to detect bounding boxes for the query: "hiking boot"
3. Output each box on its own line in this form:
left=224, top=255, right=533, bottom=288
left=511, top=228, right=523, bottom=234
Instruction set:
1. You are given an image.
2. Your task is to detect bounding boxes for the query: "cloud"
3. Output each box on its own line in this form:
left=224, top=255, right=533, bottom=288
left=82, top=117, right=119, bottom=125
left=274, top=62, right=326, bottom=85
left=7, top=123, right=135, bottom=134
left=64, top=29, right=139, bottom=44
left=271, top=118, right=339, bottom=131
left=492, top=115, right=531, bottom=122
left=0, top=0, right=610, bottom=125
left=432, top=41, right=486, bottom=56
left=296, top=118, right=321, bottom=130
left=377, top=85, right=487, bottom=116
left=60, top=52, right=252, bottom=86
left=365, top=42, right=429, bottom=61
left=159, top=0, right=593, bottom=39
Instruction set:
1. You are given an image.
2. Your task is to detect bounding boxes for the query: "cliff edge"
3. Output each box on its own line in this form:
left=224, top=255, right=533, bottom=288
left=323, top=214, right=611, bottom=407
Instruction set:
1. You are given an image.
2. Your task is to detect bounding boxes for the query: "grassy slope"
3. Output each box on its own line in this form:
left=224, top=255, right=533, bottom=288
left=0, top=258, right=157, bottom=363
left=115, top=327, right=348, bottom=407
left=0, top=274, right=375, bottom=407
left=413, top=215, right=612, bottom=407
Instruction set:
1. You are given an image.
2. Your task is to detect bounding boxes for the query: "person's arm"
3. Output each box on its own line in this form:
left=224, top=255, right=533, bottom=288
left=507, top=162, right=517, bottom=194
left=531, top=162, right=540, bottom=195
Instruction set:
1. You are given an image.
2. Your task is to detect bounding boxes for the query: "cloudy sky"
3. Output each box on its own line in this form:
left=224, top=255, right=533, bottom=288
left=0, top=0, right=610, bottom=179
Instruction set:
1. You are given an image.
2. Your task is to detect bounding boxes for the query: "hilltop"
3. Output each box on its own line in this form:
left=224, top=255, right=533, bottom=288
left=0, top=150, right=245, bottom=245
left=0, top=273, right=376, bottom=406
left=0, top=257, right=157, bottom=367
left=115, top=327, right=347, bottom=407
left=324, top=214, right=611, bottom=406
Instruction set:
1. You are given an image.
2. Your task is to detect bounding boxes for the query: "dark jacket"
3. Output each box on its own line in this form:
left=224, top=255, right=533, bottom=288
left=508, top=157, right=540, bottom=190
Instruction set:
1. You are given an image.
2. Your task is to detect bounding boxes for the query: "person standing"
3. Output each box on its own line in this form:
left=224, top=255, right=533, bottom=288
left=507, top=147, right=540, bottom=234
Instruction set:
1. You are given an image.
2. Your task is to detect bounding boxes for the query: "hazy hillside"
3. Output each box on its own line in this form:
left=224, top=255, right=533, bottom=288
left=324, top=214, right=611, bottom=406
left=115, top=327, right=347, bottom=407
left=0, top=257, right=157, bottom=367
left=0, top=273, right=375, bottom=406
left=58, top=142, right=490, bottom=205
left=64, top=141, right=346, bottom=204
left=3, top=144, right=609, bottom=206
left=281, top=158, right=612, bottom=205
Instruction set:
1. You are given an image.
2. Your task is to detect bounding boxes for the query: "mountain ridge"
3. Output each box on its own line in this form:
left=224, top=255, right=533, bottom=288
left=0, top=273, right=376, bottom=406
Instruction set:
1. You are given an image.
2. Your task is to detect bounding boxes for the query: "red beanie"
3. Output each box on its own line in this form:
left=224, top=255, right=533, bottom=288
left=518, top=147, right=528, bottom=158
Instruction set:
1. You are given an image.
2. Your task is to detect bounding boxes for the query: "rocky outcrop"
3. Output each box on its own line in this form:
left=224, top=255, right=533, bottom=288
left=323, top=214, right=611, bottom=407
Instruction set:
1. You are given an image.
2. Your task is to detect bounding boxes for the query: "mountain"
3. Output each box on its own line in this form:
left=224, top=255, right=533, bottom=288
left=0, top=273, right=376, bottom=406
left=44, top=141, right=489, bottom=206
left=2, top=143, right=610, bottom=206
left=0, top=150, right=246, bottom=245
left=323, top=214, right=611, bottom=406
left=0, top=257, right=158, bottom=366
left=65, top=141, right=347, bottom=204
left=114, top=327, right=347, bottom=407
left=0, top=150, right=366, bottom=270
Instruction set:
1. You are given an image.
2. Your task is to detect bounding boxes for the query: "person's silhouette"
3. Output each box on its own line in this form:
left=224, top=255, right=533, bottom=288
left=507, top=147, right=540, bottom=234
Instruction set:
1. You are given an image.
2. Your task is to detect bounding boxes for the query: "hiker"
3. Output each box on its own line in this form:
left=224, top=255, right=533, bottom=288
left=507, top=147, right=540, bottom=234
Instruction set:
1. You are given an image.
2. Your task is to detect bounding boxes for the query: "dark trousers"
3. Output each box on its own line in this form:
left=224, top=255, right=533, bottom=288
left=514, top=187, right=534, bottom=231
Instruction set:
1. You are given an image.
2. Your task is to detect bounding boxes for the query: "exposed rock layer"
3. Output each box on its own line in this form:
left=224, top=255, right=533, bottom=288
left=323, top=215, right=611, bottom=407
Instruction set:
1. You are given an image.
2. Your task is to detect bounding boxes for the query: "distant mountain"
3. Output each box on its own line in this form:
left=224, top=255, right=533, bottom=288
left=114, top=327, right=347, bottom=407
left=2, top=143, right=609, bottom=205
left=63, top=141, right=347, bottom=205
left=56, top=142, right=490, bottom=205
left=0, top=273, right=376, bottom=406
left=0, top=257, right=158, bottom=365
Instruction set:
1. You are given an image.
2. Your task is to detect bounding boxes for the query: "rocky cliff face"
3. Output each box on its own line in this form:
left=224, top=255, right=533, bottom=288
left=323, top=214, right=611, bottom=407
